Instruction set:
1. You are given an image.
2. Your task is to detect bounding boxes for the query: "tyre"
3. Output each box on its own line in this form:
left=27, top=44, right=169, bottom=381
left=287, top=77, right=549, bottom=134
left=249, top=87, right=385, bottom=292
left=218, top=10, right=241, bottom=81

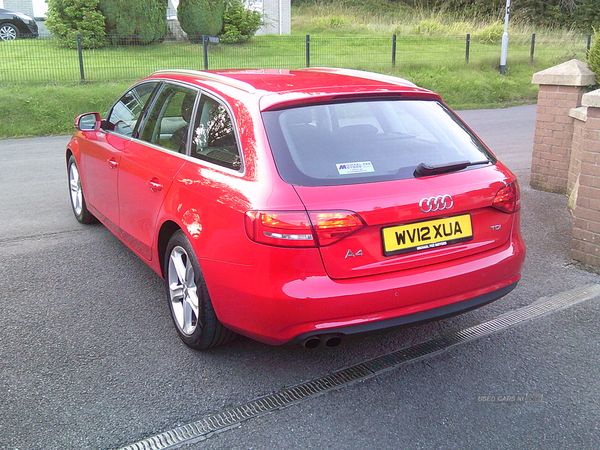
left=164, top=231, right=236, bottom=350
left=67, top=155, right=97, bottom=224
left=0, top=23, right=18, bottom=41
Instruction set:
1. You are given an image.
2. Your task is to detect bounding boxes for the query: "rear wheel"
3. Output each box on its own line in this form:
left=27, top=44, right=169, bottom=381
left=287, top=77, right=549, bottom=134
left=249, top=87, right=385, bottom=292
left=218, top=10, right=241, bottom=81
left=164, top=231, right=236, bottom=350
left=68, top=155, right=97, bottom=224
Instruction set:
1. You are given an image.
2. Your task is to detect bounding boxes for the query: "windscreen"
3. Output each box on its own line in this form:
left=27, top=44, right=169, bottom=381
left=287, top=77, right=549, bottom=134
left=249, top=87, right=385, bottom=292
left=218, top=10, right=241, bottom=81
left=262, top=99, right=494, bottom=186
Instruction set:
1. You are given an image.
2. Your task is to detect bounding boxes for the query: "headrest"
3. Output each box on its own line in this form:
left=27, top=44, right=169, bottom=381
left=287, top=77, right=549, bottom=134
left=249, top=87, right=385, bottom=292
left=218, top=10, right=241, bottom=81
left=181, top=93, right=196, bottom=123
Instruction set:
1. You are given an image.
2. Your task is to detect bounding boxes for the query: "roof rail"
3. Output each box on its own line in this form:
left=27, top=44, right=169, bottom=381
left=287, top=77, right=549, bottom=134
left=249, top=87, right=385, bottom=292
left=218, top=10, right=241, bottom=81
left=151, top=69, right=257, bottom=94
left=300, top=67, right=417, bottom=88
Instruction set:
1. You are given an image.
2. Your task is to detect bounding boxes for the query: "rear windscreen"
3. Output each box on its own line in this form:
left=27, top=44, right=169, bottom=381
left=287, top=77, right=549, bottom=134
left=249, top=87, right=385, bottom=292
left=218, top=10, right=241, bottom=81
left=262, top=99, right=494, bottom=186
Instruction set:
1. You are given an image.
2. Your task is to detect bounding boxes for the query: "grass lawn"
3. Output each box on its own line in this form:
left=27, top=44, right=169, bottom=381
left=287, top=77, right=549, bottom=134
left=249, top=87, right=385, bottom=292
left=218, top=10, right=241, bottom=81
left=0, top=5, right=593, bottom=138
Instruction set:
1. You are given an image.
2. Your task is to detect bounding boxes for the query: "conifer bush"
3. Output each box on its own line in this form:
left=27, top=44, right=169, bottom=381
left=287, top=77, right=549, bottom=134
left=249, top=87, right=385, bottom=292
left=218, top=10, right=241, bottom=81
left=220, top=0, right=262, bottom=44
left=99, top=0, right=167, bottom=45
left=45, top=0, right=107, bottom=48
left=178, top=0, right=226, bottom=42
left=588, top=33, right=600, bottom=82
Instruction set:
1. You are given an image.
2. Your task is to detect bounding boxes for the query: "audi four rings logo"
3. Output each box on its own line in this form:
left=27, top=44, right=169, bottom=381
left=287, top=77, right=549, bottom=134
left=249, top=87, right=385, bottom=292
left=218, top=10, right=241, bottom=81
left=419, top=195, right=454, bottom=213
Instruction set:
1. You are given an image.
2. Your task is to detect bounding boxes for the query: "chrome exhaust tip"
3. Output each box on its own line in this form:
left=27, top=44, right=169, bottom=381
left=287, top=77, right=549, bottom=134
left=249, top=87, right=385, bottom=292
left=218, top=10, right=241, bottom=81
left=302, top=336, right=321, bottom=349
left=301, top=334, right=343, bottom=349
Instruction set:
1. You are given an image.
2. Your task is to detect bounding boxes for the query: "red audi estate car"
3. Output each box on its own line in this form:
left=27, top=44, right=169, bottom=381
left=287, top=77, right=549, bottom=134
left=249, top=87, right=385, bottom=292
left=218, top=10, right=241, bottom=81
left=67, top=68, right=525, bottom=349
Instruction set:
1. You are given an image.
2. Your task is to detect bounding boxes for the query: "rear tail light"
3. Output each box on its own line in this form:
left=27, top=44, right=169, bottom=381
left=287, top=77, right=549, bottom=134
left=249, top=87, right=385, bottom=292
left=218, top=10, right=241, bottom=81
left=245, top=210, right=365, bottom=247
left=245, top=211, right=314, bottom=247
left=492, top=181, right=521, bottom=213
left=309, top=211, right=365, bottom=246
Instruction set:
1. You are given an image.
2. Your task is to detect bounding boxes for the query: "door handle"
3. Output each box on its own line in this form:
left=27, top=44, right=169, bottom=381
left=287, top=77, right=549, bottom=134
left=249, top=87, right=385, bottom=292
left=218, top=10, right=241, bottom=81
left=147, top=178, right=163, bottom=192
left=107, top=158, right=118, bottom=169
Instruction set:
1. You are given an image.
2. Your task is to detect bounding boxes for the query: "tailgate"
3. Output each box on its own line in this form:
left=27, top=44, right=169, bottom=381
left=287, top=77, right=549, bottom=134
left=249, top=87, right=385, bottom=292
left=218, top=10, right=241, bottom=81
left=294, top=165, right=518, bottom=280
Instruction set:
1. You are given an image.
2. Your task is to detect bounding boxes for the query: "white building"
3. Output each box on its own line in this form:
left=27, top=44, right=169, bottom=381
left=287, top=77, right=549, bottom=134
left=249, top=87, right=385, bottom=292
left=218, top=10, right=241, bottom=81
left=2, top=0, right=290, bottom=36
left=1, top=0, right=47, bottom=17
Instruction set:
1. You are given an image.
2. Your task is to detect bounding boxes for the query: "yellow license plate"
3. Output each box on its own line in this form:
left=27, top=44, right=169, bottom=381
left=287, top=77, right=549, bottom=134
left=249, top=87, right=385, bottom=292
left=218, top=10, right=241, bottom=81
left=382, top=214, right=473, bottom=256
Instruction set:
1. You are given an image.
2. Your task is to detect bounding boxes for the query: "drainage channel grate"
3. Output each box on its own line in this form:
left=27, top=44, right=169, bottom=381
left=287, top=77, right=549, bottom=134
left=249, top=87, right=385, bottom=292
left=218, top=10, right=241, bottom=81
left=116, top=283, right=600, bottom=450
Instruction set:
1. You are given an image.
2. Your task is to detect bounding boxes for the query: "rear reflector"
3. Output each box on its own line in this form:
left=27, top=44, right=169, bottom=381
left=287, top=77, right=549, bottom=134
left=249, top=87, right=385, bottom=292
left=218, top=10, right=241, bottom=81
left=492, top=181, right=521, bottom=213
left=245, top=210, right=364, bottom=247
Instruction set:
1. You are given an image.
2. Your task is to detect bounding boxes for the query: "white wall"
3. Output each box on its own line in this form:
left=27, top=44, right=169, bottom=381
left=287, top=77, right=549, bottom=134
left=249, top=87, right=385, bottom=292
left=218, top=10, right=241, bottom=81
left=32, top=0, right=46, bottom=16
left=2, top=0, right=47, bottom=17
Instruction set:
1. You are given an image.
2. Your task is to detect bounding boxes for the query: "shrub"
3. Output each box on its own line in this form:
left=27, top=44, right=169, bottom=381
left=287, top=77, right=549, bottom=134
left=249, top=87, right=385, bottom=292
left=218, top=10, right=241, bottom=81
left=412, top=19, right=449, bottom=35
left=220, top=0, right=262, bottom=44
left=311, top=15, right=351, bottom=30
left=473, top=22, right=504, bottom=44
left=98, top=0, right=167, bottom=45
left=45, top=0, right=107, bottom=49
left=178, top=0, right=226, bottom=42
left=448, top=22, right=472, bottom=35
left=588, top=33, right=600, bottom=82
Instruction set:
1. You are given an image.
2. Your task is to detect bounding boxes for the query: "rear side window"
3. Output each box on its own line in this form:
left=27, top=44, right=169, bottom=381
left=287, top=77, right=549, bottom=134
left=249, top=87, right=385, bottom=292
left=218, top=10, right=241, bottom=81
left=189, top=96, right=242, bottom=171
left=262, top=100, right=494, bottom=186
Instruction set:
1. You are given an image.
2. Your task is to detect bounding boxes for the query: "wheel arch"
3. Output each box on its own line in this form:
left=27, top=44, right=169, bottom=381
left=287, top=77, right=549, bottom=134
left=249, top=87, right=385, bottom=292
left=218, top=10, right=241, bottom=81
left=157, top=220, right=183, bottom=278
left=66, top=148, right=74, bottom=165
left=66, top=139, right=80, bottom=165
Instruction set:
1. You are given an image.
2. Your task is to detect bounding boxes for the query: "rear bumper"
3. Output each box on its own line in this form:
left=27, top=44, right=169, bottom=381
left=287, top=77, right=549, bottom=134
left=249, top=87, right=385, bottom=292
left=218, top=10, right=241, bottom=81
left=289, top=281, right=518, bottom=345
left=203, top=235, right=525, bottom=345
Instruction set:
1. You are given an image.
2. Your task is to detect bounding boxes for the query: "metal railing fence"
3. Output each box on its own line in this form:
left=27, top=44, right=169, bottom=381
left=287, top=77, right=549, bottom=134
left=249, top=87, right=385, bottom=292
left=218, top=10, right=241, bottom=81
left=0, top=33, right=592, bottom=84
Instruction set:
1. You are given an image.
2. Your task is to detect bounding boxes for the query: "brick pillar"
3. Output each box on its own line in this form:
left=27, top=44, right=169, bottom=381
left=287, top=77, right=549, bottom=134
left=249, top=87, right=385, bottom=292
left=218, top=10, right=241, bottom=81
left=531, top=60, right=595, bottom=194
left=571, top=90, right=600, bottom=268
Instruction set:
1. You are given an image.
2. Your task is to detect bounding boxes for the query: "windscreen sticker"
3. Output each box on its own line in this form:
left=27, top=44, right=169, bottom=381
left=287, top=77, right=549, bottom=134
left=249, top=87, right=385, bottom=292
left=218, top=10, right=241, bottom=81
left=336, top=161, right=375, bottom=175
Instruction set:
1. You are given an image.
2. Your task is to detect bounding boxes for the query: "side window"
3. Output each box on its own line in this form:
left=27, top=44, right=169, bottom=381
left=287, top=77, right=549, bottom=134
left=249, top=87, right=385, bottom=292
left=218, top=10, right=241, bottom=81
left=190, top=96, right=242, bottom=171
left=105, top=82, right=158, bottom=137
left=139, top=84, right=198, bottom=154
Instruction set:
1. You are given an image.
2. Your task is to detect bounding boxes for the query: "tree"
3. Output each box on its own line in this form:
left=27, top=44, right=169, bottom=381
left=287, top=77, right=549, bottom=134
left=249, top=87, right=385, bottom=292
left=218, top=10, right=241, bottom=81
left=572, top=0, right=600, bottom=33
left=178, top=0, right=226, bottom=42
left=98, top=0, right=167, bottom=45
left=220, top=0, right=262, bottom=44
left=45, top=0, right=107, bottom=48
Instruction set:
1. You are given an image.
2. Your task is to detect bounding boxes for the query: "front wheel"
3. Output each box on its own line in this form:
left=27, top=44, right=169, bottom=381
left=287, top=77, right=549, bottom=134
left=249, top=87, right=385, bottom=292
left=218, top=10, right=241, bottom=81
left=164, top=231, right=236, bottom=350
left=0, top=23, right=18, bottom=41
left=67, top=155, right=97, bottom=224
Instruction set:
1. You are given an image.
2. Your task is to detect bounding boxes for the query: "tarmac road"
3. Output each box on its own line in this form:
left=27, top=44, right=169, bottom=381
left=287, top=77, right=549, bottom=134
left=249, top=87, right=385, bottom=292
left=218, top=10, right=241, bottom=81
left=0, top=105, right=598, bottom=450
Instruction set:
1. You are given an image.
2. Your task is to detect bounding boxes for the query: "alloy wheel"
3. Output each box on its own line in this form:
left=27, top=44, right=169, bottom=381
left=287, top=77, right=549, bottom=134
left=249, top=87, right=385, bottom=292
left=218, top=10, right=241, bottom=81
left=167, top=246, right=199, bottom=336
left=69, top=162, right=83, bottom=216
left=0, top=25, right=17, bottom=41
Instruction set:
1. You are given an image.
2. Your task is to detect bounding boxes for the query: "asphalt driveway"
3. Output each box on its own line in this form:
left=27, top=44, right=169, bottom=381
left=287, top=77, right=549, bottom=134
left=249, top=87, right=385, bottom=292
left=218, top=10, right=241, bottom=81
left=0, top=105, right=598, bottom=450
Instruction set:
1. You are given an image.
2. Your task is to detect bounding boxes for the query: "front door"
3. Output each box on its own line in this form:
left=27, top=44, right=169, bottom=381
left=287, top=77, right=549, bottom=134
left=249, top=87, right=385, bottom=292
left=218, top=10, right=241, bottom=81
left=80, top=81, right=158, bottom=229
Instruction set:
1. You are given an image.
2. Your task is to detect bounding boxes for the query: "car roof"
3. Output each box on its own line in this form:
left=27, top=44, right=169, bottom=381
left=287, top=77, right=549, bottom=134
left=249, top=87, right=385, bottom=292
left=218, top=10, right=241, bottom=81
left=147, top=68, right=441, bottom=111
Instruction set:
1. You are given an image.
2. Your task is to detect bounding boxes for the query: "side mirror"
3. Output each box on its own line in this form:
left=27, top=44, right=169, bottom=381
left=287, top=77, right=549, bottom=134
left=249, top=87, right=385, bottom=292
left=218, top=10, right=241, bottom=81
left=74, top=112, right=102, bottom=131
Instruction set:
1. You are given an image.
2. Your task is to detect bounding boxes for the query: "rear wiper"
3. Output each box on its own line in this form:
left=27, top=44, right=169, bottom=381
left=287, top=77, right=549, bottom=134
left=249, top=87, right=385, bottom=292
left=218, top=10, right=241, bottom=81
left=413, top=160, right=488, bottom=178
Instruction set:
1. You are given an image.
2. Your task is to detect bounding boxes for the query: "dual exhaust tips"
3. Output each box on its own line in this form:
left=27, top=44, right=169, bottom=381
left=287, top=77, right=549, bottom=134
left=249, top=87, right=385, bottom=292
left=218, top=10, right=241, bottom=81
left=301, top=334, right=343, bottom=349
